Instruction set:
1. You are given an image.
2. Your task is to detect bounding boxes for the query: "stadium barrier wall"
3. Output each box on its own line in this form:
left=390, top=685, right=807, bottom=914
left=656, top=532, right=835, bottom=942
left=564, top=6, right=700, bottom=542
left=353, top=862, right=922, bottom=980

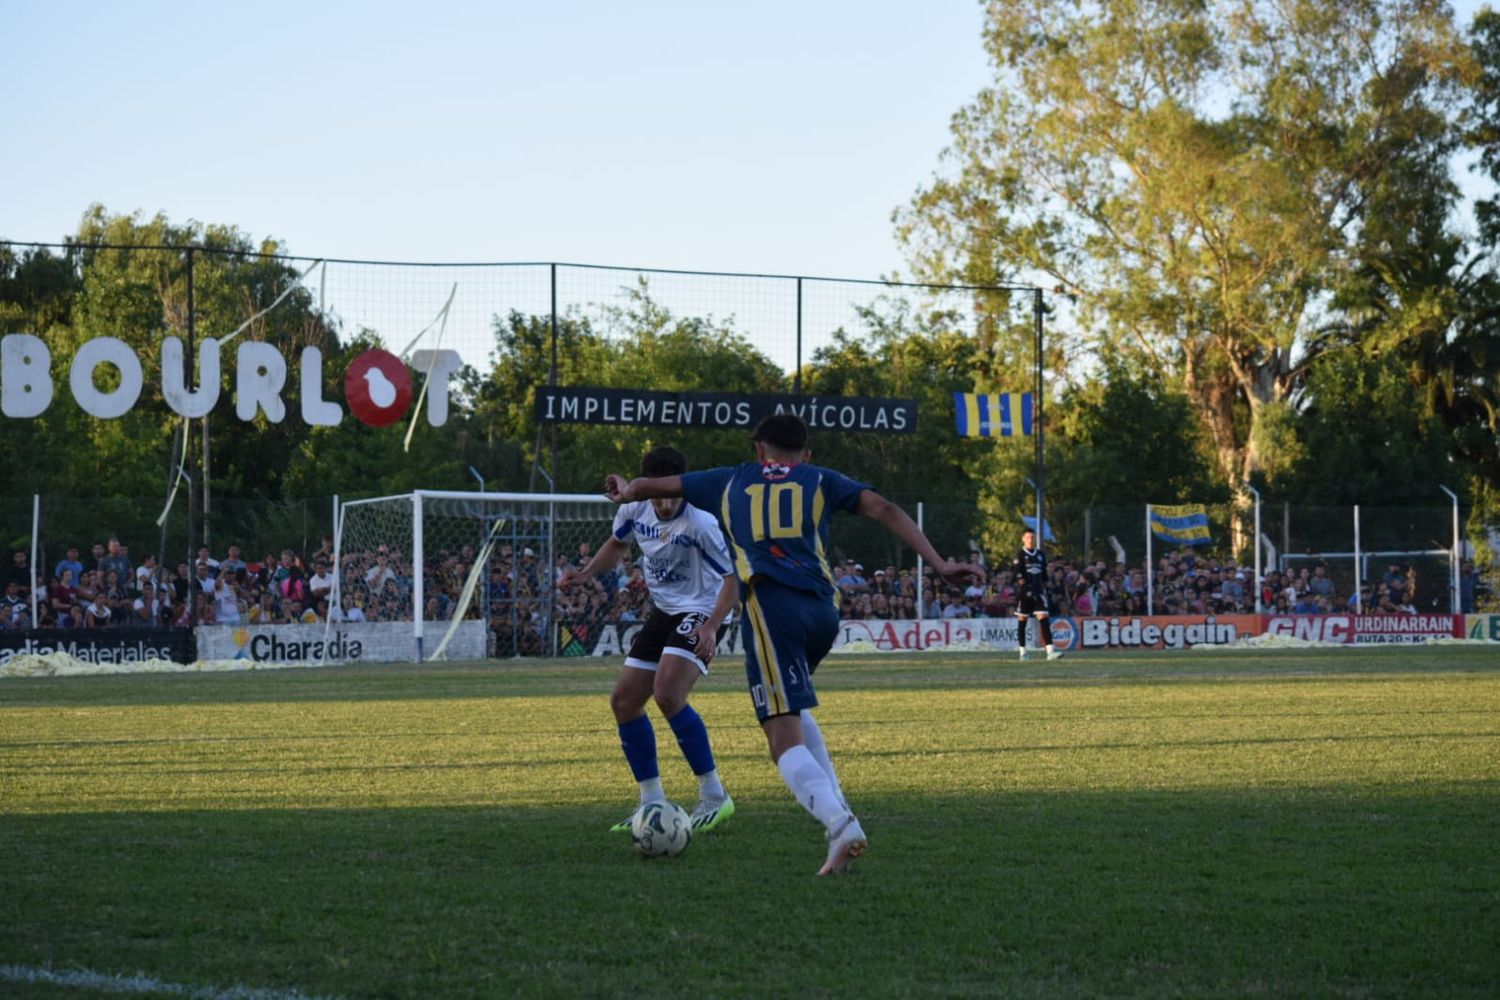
left=566, top=615, right=1262, bottom=656
left=195, top=621, right=488, bottom=664
left=0, top=628, right=194, bottom=667
left=1465, top=615, right=1500, bottom=641
left=1261, top=614, right=1464, bottom=644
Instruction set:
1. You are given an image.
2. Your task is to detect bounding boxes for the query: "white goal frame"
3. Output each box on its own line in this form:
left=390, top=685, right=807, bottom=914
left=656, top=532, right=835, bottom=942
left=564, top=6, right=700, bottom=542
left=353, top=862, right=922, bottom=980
left=334, top=489, right=610, bottom=660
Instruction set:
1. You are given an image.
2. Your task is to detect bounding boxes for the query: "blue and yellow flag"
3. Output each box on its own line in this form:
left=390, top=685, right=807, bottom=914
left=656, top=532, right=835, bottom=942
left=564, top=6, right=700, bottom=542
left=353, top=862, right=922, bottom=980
left=1149, top=504, right=1212, bottom=547
left=954, top=392, right=1033, bottom=438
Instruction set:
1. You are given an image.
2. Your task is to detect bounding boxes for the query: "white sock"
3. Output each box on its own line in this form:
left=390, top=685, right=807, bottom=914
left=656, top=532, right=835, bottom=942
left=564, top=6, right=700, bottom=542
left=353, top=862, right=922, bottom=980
left=776, top=744, right=848, bottom=832
left=696, top=768, right=727, bottom=803
left=1045, top=644, right=1055, bottom=654
left=638, top=777, right=665, bottom=805
left=799, top=712, right=848, bottom=812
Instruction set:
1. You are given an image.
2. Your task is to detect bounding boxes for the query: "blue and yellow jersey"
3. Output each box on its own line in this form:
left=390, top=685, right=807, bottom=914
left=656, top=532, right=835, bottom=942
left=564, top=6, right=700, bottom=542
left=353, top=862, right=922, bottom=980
left=680, top=460, right=869, bottom=603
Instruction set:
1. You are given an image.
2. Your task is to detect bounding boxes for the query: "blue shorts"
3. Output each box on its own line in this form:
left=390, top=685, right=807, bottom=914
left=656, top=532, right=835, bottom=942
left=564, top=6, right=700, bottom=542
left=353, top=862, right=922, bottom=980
left=739, top=578, right=840, bottom=720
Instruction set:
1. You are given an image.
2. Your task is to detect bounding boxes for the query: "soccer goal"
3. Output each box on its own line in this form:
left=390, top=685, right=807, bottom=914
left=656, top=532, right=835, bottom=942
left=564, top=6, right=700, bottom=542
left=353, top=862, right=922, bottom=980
left=335, top=490, right=622, bottom=660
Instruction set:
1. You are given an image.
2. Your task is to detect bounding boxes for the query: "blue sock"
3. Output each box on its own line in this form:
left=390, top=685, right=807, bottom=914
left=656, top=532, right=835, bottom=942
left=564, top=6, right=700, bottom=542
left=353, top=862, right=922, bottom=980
left=618, top=714, right=659, bottom=782
left=666, top=704, right=717, bottom=776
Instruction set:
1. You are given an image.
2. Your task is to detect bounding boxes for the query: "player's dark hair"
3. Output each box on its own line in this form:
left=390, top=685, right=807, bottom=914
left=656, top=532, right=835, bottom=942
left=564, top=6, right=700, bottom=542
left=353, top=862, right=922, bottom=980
left=751, top=413, right=808, bottom=452
left=640, top=445, right=687, bottom=478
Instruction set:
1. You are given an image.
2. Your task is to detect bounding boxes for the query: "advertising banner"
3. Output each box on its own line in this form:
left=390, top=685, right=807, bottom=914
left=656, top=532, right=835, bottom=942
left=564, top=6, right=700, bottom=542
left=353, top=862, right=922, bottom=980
left=1465, top=615, right=1500, bottom=641
left=1262, top=614, right=1463, bottom=644
left=559, top=621, right=747, bottom=658
left=1071, top=615, right=1260, bottom=651
left=195, top=621, right=487, bottom=663
left=833, top=617, right=1022, bottom=652
left=0, top=628, right=194, bottom=666
left=534, top=387, right=917, bottom=433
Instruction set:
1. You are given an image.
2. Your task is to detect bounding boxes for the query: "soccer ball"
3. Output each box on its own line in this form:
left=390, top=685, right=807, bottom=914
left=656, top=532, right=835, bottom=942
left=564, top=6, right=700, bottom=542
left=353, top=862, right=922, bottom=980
left=630, top=800, right=692, bottom=858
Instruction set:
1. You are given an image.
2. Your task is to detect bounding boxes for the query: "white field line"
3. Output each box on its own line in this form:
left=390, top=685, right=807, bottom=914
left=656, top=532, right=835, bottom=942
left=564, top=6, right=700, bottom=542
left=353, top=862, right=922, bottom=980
left=0, top=963, right=339, bottom=1000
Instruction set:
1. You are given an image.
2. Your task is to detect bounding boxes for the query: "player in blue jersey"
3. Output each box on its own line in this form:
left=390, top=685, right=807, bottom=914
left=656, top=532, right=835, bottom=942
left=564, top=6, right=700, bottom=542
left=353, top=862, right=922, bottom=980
left=562, top=446, right=740, bottom=834
left=604, top=414, right=984, bottom=875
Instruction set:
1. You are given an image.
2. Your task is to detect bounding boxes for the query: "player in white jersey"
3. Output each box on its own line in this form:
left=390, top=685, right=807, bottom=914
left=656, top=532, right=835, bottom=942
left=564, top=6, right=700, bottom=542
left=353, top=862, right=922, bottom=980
left=559, top=446, right=739, bottom=834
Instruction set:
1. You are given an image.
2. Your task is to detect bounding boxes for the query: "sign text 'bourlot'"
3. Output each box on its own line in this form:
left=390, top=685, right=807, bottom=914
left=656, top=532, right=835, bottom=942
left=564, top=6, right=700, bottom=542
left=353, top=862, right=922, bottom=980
left=0, top=334, right=462, bottom=427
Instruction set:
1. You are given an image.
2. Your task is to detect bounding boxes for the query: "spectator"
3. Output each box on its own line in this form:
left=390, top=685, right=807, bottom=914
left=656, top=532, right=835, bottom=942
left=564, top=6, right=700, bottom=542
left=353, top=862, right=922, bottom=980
left=75, top=568, right=100, bottom=607
left=49, top=569, right=79, bottom=616
left=101, top=570, right=128, bottom=617
left=131, top=582, right=168, bottom=627
left=89, top=542, right=106, bottom=575
left=220, top=544, right=248, bottom=576
left=85, top=592, right=112, bottom=628
left=281, top=565, right=310, bottom=608
left=836, top=561, right=868, bottom=593
left=194, top=561, right=216, bottom=602
left=99, top=537, right=130, bottom=584
left=196, top=546, right=220, bottom=577
left=5, top=550, right=32, bottom=592
left=214, top=570, right=243, bottom=625
left=170, top=562, right=192, bottom=605
left=54, top=546, right=84, bottom=584
left=329, top=594, right=366, bottom=623
left=135, top=553, right=159, bottom=592
left=1307, top=564, right=1334, bottom=599
left=308, top=559, right=335, bottom=606
left=365, top=554, right=396, bottom=592
left=248, top=591, right=278, bottom=624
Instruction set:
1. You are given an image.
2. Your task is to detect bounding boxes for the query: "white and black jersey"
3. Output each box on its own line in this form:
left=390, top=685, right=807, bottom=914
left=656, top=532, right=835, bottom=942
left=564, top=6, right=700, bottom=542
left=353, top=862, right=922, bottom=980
left=611, top=501, right=732, bottom=615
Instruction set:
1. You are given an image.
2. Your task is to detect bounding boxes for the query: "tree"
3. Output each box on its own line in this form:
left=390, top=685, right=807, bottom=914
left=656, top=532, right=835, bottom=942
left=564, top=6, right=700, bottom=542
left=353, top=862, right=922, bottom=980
left=898, top=0, right=1473, bottom=503
left=468, top=281, right=787, bottom=493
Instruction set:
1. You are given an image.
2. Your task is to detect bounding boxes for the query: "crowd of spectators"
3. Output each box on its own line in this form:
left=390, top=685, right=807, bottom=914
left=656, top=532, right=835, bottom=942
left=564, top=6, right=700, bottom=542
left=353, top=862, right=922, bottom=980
left=3, top=533, right=1482, bottom=642
left=828, top=546, right=1467, bottom=621
left=2, top=536, right=353, bottom=631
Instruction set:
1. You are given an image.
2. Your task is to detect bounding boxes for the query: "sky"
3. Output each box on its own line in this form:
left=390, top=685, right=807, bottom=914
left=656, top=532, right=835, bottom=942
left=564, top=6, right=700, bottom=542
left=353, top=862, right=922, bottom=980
left=3, top=1, right=1493, bottom=373
left=1, top=1, right=997, bottom=282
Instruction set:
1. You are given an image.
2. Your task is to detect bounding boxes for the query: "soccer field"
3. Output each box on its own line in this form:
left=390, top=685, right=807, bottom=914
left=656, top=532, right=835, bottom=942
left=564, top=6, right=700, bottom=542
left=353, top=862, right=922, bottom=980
left=3, top=647, right=1498, bottom=998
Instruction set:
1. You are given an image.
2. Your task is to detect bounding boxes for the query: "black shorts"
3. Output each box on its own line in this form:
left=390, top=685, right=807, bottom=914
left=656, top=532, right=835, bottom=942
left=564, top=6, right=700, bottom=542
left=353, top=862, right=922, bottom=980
left=1015, top=591, right=1051, bottom=617
left=625, top=608, right=729, bottom=675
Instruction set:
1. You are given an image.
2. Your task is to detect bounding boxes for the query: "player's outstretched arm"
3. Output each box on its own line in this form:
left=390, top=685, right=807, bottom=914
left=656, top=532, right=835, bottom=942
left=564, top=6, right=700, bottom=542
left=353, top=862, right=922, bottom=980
left=558, top=537, right=629, bottom=589
left=854, top=490, right=985, bottom=587
left=603, top=474, right=685, bottom=504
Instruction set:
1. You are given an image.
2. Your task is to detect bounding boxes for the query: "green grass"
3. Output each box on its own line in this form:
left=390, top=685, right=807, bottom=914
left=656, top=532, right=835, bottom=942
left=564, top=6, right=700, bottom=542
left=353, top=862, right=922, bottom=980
left=2, top=647, right=1498, bottom=998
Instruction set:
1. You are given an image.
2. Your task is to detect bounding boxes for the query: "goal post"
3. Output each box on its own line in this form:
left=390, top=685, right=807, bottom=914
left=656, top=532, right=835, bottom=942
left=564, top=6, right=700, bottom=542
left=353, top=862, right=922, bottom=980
left=335, top=489, right=622, bottom=660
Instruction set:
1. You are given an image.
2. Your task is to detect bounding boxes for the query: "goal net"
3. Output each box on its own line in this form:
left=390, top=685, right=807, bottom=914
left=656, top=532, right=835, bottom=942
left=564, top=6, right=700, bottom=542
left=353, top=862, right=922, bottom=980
left=336, top=490, right=624, bottom=659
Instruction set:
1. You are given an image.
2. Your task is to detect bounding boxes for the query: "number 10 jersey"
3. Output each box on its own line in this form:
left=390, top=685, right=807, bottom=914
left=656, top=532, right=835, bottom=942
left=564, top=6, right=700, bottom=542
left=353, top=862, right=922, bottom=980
left=681, top=460, right=869, bottom=603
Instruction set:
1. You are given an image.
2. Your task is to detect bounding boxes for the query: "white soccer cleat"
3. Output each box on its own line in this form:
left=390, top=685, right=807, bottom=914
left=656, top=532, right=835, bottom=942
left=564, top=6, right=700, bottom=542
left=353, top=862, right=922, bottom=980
left=1046, top=649, right=1063, bottom=661
left=817, top=814, right=868, bottom=876
left=1017, top=647, right=1028, bottom=661
left=689, top=794, right=735, bottom=833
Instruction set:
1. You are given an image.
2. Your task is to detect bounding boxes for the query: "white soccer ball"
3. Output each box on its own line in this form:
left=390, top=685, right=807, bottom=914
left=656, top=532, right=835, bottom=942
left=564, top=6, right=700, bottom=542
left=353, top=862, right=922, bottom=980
left=630, top=800, right=692, bottom=858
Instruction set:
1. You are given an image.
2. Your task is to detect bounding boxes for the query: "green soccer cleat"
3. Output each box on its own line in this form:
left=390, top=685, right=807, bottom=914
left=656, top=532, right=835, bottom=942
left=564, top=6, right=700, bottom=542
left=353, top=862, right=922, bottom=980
left=689, top=794, right=735, bottom=833
left=609, top=813, right=635, bottom=833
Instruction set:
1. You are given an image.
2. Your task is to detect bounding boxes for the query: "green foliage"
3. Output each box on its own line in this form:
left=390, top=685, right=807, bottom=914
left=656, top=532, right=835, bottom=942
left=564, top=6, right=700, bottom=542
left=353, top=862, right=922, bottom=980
left=1281, top=350, right=1454, bottom=504
left=468, top=282, right=788, bottom=492
left=899, top=0, right=1475, bottom=494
